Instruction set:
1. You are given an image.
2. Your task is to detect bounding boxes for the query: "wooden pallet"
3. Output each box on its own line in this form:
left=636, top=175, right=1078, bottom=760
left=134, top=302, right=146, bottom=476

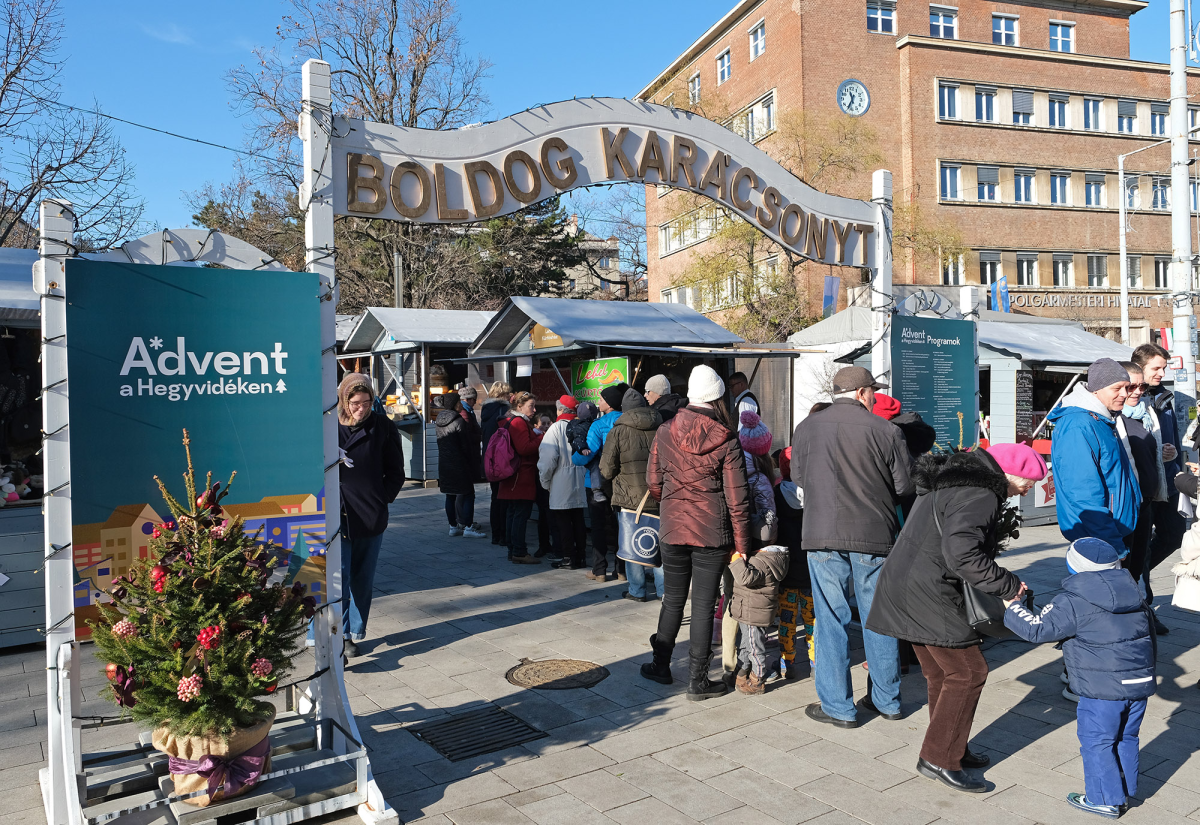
left=78, top=712, right=365, bottom=825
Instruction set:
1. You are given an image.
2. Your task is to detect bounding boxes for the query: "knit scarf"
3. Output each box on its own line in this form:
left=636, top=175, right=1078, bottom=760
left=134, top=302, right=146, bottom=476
left=1122, top=401, right=1153, bottom=428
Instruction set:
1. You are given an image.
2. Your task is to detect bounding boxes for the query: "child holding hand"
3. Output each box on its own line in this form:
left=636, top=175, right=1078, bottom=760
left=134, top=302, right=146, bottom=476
left=728, top=546, right=790, bottom=695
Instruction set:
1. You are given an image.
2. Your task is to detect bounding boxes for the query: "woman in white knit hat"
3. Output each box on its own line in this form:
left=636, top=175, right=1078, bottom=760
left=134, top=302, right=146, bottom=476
left=640, top=365, right=754, bottom=700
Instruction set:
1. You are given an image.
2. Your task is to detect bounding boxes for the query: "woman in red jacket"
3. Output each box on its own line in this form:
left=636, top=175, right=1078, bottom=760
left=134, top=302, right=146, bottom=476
left=498, top=391, right=544, bottom=564
left=641, top=365, right=752, bottom=700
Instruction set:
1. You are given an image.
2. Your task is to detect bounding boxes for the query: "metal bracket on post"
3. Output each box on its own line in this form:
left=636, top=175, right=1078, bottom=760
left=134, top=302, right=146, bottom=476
left=870, top=170, right=894, bottom=384
left=301, top=58, right=399, bottom=825
left=38, top=199, right=81, bottom=825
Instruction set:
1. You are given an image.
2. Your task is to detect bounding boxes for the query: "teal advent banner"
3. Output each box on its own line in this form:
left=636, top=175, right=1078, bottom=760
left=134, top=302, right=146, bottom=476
left=64, top=260, right=324, bottom=634
left=889, top=316, right=979, bottom=451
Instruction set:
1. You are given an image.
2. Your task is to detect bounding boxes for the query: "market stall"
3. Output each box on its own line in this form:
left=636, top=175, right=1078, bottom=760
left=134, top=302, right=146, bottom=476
left=341, top=307, right=495, bottom=484
left=463, top=297, right=800, bottom=449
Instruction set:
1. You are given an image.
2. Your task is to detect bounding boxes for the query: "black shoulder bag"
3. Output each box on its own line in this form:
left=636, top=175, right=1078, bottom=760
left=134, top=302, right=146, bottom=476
left=931, top=491, right=1031, bottom=640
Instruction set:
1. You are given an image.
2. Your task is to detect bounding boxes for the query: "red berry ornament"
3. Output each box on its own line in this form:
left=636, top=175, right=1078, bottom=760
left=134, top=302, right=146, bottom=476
left=196, top=625, right=221, bottom=650
left=150, top=565, right=167, bottom=581
left=177, top=674, right=202, bottom=702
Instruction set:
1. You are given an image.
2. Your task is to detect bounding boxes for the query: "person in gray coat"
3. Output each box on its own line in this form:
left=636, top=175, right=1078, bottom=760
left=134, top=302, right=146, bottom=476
left=791, top=366, right=915, bottom=728
left=538, top=397, right=589, bottom=570
left=729, top=546, right=789, bottom=695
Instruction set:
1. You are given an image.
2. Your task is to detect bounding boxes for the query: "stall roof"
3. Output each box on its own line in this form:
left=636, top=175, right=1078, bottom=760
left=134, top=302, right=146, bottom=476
left=470, top=296, right=744, bottom=354
left=336, top=314, right=360, bottom=346
left=0, top=248, right=43, bottom=322
left=345, top=307, right=497, bottom=353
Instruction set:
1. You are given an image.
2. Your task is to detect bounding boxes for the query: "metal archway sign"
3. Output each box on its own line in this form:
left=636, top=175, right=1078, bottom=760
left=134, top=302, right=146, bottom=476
left=300, top=59, right=894, bottom=379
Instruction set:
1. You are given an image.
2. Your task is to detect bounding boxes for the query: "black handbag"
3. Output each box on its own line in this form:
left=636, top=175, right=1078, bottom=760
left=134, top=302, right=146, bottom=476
left=931, top=492, right=1031, bottom=640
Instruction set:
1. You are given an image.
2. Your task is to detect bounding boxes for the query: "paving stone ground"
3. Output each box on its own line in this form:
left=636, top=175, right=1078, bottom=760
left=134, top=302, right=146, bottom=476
left=4, top=484, right=1200, bottom=825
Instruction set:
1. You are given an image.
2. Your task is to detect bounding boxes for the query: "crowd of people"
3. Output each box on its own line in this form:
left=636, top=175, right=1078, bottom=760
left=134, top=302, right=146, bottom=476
left=330, top=342, right=1193, bottom=820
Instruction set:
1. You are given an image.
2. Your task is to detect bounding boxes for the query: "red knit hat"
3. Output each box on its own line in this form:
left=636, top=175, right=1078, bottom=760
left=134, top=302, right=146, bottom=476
left=985, top=443, right=1048, bottom=481
left=777, top=446, right=792, bottom=480
left=557, top=394, right=578, bottom=410
left=872, top=393, right=901, bottom=420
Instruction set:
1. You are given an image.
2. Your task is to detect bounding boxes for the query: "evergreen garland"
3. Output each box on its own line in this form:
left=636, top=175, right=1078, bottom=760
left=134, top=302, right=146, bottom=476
left=89, top=430, right=314, bottom=738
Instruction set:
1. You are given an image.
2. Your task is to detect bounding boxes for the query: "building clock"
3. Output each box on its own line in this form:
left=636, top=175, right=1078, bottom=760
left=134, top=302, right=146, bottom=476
left=837, top=79, right=870, bottom=117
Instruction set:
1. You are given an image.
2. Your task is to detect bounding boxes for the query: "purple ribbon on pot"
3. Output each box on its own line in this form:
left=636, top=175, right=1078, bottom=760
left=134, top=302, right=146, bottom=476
left=167, top=736, right=270, bottom=800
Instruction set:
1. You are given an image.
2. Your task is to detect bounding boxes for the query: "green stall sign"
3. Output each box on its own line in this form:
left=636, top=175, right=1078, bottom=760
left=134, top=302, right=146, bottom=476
left=571, top=357, right=630, bottom=403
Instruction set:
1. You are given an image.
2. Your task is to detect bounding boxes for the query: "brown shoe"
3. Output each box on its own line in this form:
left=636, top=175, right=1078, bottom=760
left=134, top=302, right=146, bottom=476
left=511, top=555, right=541, bottom=565
left=585, top=571, right=606, bottom=581
left=737, top=672, right=766, bottom=695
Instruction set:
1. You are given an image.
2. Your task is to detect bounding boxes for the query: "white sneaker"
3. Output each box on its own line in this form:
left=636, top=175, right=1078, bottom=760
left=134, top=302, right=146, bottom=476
left=1062, top=687, right=1080, bottom=703
left=462, top=526, right=487, bottom=538
left=1060, top=670, right=1070, bottom=685
left=449, top=525, right=463, bottom=537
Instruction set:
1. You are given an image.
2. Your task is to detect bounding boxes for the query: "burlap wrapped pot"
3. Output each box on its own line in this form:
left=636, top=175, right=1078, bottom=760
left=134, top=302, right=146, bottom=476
left=152, top=707, right=275, bottom=807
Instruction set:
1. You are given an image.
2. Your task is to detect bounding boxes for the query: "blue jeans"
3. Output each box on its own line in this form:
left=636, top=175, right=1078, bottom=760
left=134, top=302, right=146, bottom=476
left=627, top=562, right=664, bottom=598
left=343, top=526, right=385, bottom=640
left=1078, top=697, right=1146, bottom=807
left=808, top=550, right=900, bottom=721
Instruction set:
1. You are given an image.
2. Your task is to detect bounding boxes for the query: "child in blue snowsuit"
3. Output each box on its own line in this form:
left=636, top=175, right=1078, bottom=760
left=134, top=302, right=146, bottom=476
left=1004, top=537, right=1156, bottom=818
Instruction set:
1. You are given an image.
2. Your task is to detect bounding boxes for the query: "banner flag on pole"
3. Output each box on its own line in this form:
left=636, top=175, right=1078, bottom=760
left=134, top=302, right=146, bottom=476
left=997, top=276, right=1011, bottom=313
left=822, top=276, right=840, bottom=318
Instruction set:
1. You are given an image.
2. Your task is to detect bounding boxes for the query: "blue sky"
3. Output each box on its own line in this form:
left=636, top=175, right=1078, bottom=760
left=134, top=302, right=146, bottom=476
left=57, top=0, right=1185, bottom=231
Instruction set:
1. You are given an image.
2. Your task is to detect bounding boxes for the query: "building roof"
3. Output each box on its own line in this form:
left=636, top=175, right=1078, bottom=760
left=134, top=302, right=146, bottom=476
left=103, top=503, right=160, bottom=528
left=470, top=296, right=744, bottom=354
left=224, top=502, right=286, bottom=518
left=792, top=307, right=1130, bottom=366
left=345, top=307, right=497, bottom=354
left=0, top=248, right=43, bottom=322
left=262, top=494, right=317, bottom=505
left=73, top=522, right=105, bottom=546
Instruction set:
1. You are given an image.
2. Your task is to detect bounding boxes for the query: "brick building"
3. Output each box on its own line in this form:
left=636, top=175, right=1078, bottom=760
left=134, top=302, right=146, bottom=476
left=638, top=0, right=1199, bottom=342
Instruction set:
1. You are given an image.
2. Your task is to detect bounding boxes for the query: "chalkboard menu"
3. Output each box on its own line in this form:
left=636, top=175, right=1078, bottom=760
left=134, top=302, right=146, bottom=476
left=1015, top=370, right=1034, bottom=441
left=890, top=316, right=979, bottom=450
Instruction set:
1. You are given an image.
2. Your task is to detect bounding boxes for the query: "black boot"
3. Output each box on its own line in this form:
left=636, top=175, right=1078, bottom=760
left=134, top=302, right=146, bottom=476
left=687, top=652, right=728, bottom=701
left=640, top=634, right=674, bottom=684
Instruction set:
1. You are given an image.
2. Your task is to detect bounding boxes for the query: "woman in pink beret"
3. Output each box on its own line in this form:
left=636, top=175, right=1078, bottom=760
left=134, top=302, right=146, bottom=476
left=866, top=443, right=1046, bottom=794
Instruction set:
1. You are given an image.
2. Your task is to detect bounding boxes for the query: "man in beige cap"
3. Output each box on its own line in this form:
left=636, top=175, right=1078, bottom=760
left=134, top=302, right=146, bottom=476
left=791, top=366, right=914, bottom=728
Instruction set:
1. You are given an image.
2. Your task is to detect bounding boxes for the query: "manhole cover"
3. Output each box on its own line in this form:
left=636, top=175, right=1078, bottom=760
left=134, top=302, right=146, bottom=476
left=409, top=705, right=547, bottom=762
left=505, top=658, right=610, bottom=690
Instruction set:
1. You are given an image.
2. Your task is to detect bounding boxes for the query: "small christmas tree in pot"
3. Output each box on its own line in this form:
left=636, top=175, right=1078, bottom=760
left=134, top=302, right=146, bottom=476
left=90, top=430, right=315, bottom=807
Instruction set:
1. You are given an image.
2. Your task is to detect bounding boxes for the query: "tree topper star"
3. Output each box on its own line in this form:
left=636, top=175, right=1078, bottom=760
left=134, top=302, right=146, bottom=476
left=148, top=336, right=164, bottom=350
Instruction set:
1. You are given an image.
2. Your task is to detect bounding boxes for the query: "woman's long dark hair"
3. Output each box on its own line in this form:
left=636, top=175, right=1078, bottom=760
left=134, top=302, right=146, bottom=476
left=711, top=397, right=737, bottom=433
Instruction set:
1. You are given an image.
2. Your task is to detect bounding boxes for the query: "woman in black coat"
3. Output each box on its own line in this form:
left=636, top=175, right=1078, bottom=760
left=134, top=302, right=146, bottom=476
left=437, top=392, right=483, bottom=537
left=866, top=445, right=1044, bottom=793
left=338, top=373, right=405, bottom=655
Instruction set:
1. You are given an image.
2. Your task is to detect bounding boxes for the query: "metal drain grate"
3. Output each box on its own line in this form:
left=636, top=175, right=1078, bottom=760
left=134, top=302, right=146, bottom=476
left=408, top=705, right=547, bottom=762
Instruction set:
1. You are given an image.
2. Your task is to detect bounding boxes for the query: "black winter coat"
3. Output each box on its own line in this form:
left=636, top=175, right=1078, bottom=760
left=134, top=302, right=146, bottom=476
left=339, top=412, right=406, bottom=538
left=651, top=393, right=689, bottom=422
left=790, top=398, right=914, bottom=554
left=436, top=409, right=480, bottom=496
left=865, top=450, right=1022, bottom=648
left=480, top=399, right=509, bottom=454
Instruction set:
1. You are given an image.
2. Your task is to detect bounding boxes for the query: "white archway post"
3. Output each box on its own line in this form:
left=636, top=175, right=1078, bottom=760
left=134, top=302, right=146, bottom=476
left=37, top=199, right=82, bottom=825
left=301, top=57, right=398, bottom=825
left=871, top=170, right=893, bottom=384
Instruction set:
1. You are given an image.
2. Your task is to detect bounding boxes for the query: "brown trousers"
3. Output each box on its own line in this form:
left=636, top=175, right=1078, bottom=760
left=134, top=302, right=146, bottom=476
left=911, top=643, right=989, bottom=771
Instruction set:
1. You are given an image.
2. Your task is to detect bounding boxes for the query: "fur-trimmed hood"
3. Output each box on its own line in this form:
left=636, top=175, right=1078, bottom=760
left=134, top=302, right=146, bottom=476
left=913, top=450, right=1008, bottom=503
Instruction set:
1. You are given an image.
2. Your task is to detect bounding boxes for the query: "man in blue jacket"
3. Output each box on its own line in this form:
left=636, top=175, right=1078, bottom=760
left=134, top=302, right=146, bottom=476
left=1004, top=538, right=1156, bottom=818
left=1046, top=358, right=1142, bottom=552
left=571, top=384, right=624, bottom=581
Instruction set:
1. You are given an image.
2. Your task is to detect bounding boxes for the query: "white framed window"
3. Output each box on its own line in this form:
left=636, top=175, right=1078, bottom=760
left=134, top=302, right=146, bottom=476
left=1083, top=98, right=1101, bottom=131
left=867, top=1, right=896, bottom=34
left=1014, top=169, right=1034, bottom=203
left=1012, top=89, right=1033, bottom=125
left=930, top=6, right=957, bottom=39
left=979, top=253, right=1000, bottom=285
left=940, top=163, right=960, bottom=199
left=1053, top=255, right=1072, bottom=287
left=717, top=50, right=731, bottom=84
left=1155, top=257, right=1171, bottom=288
left=1087, top=254, right=1108, bottom=287
left=1127, top=178, right=1140, bottom=209
left=761, top=92, right=775, bottom=136
left=1192, top=180, right=1199, bottom=211
left=688, top=73, right=701, bottom=104
left=1151, top=104, right=1168, bottom=136
left=1085, top=174, right=1105, bottom=208
left=939, top=82, right=958, bottom=119
left=749, top=20, right=766, bottom=60
left=977, top=166, right=999, bottom=201
left=1153, top=177, right=1170, bottom=210
left=1050, top=172, right=1069, bottom=205
left=1050, top=21, right=1074, bottom=53
left=1017, top=255, right=1038, bottom=286
left=1126, top=256, right=1141, bottom=288
left=942, top=256, right=963, bottom=285
left=1049, top=95, right=1068, bottom=129
left=1117, top=99, right=1137, bottom=133
left=660, top=288, right=675, bottom=303
left=1191, top=107, right=1199, bottom=131
left=975, top=88, right=996, bottom=122
left=993, top=14, right=1017, bottom=46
